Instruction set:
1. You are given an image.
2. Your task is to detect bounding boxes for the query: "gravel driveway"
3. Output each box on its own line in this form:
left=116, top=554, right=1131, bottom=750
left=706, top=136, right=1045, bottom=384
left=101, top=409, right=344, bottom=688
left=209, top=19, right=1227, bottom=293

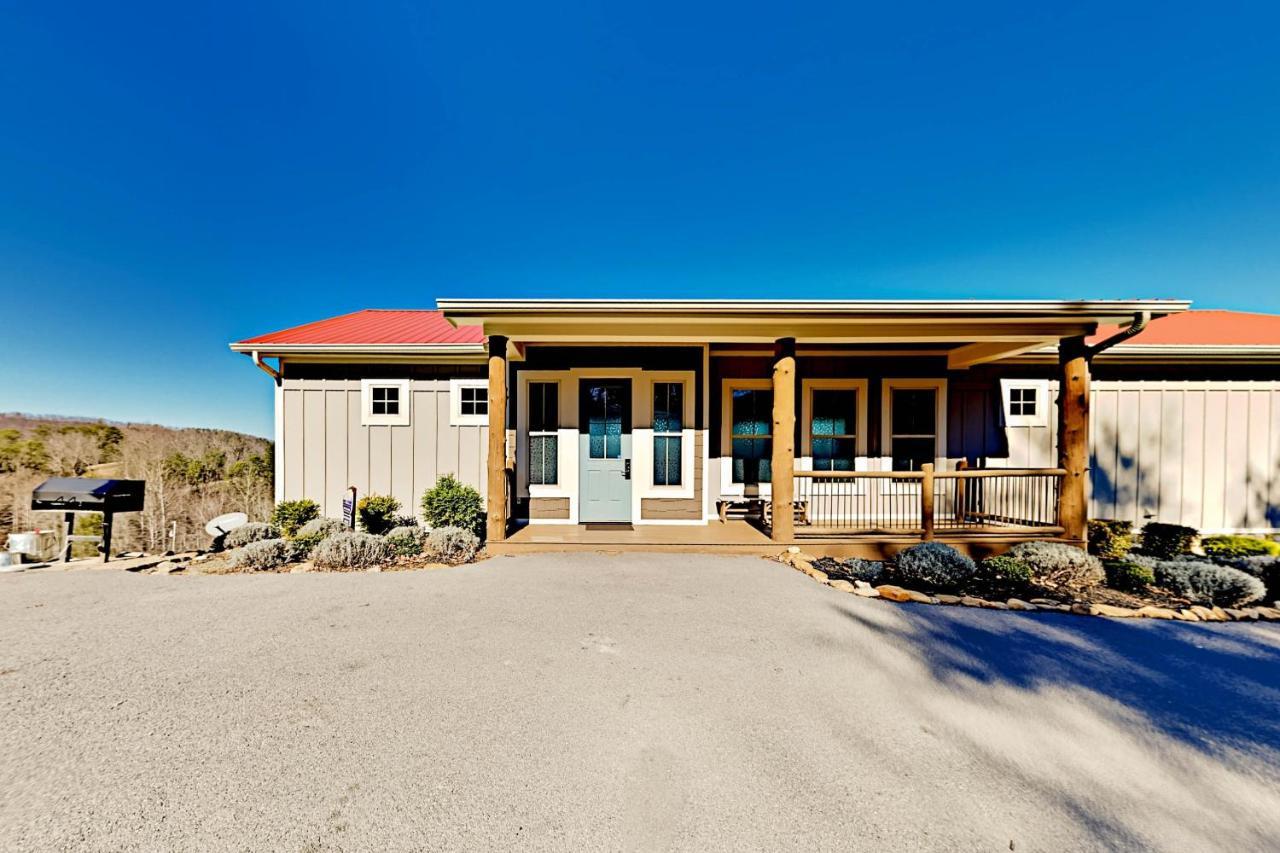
left=3, top=553, right=1280, bottom=852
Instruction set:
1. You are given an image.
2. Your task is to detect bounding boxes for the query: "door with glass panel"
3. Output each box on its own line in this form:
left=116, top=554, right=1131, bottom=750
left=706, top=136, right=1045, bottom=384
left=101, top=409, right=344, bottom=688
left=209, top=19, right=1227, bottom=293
left=730, top=388, right=773, bottom=495
left=578, top=380, right=632, bottom=523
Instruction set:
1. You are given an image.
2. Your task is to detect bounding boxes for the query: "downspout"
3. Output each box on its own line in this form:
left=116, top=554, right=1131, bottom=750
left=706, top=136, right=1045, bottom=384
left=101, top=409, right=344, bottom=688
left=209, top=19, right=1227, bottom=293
left=251, top=350, right=282, bottom=384
left=1087, top=311, right=1151, bottom=358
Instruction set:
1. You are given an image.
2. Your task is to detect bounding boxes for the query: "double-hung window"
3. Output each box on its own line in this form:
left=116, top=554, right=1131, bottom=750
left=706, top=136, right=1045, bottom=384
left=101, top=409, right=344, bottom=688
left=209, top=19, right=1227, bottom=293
left=527, top=382, right=558, bottom=486
left=652, top=382, right=683, bottom=486
left=730, top=388, right=773, bottom=484
left=888, top=386, right=940, bottom=472
left=810, top=389, right=858, bottom=471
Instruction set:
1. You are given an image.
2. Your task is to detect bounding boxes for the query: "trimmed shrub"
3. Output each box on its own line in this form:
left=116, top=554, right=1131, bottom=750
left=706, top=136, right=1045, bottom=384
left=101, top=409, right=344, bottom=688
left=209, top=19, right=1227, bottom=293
left=1005, top=541, right=1105, bottom=590
left=977, top=555, right=1033, bottom=593
left=1103, top=559, right=1155, bottom=592
left=425, top=526, right=481, bottom=565
left=356, top=494, right=401, bottom=535
left=270, top=499, right=320, bottom=538
left=1140, top=523, right=1198, bottom=559
left=1088, top=519, right=1133, bottom=559
left=289, top=518, right=350, bottom=561
left=385, top=525, right=430, bottom=557
left=421, top=475, right=485, bottom=538
left=1224, top=556, right=1280, bottom=599
left=839, top=557, right=886, bottom=585
left=225, top=522, right=280, bottom=549
left=894, top=542, right=976, bottom=591
left=1201, top=534, right=1280, bottom=559
left=1150, top=558, right=1266, bottom=607
left=311, top=531, right=392, bottom=571
left=228, top=539, right=290, bottom=571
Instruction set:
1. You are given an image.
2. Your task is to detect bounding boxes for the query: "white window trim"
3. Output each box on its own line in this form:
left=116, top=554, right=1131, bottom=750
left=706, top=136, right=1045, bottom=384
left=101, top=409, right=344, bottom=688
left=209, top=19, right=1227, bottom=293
left=449, top=378, right=489, bottom=426
left=360, top=378, right=411, bottom=427
left=880, top=378, right=948, bottom=490
left=526, top=380, right=561, bottom=490
left=1000, top=378, right=1051, bottom=428
left=515, top=372, right=574, bottom=507
left=636, top=371, right=696, bottom=500
left=720, top=378, right=773, bottom=498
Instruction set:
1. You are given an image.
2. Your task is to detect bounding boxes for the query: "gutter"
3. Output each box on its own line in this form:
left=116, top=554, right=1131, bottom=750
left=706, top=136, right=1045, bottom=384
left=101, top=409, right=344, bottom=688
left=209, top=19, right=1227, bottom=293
left=1086, top=311, right=1151, bottom=358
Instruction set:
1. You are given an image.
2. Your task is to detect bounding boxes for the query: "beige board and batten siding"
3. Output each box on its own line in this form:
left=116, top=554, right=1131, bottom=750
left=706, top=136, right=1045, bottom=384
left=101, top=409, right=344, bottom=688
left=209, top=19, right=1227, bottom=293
left=280, top=376, right=487, bottom=520
left=640, top=432, right=705, bottom=520
left=988, top=379, right=1280, bottom=533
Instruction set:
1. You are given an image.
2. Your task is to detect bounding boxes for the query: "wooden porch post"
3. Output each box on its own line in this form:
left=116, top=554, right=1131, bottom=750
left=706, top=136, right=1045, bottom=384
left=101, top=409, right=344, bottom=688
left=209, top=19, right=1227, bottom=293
left=486, top=335, right=509, bottom=543
left=1057, top=335, right=1090, bottom=543
left=770, top=337, right=796, bottom=542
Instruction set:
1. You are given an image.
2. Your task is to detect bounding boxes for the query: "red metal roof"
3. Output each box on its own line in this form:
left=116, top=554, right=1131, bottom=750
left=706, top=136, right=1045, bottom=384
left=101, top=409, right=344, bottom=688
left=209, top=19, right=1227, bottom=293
left=236, top=309, right=484, bottom=347
left=1089, top=310, right=1280, bottom=347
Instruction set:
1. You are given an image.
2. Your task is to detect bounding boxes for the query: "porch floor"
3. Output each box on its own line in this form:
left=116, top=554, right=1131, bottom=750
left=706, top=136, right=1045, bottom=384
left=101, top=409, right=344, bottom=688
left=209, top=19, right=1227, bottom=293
left=491, top=520, right=1067, bottom=559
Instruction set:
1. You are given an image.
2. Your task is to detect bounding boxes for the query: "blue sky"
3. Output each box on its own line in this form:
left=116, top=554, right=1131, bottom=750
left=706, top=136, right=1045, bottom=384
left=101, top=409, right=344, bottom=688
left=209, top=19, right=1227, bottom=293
left=2, top=2, right=1278, bottom=437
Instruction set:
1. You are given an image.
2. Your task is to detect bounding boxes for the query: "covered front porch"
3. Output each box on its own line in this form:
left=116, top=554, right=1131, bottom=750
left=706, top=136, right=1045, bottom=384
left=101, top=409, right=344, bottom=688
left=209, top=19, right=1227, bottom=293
left=438, top=298, right=1185, bottom=554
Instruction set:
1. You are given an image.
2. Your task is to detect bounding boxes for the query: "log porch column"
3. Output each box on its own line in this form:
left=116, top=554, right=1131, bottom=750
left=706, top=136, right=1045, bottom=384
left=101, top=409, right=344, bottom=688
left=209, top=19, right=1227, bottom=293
left=770, top=337, right=797, bottom=542
left=486, top=335, right=509, bottom=543
left=1057, top=335, right=1090, bottom=543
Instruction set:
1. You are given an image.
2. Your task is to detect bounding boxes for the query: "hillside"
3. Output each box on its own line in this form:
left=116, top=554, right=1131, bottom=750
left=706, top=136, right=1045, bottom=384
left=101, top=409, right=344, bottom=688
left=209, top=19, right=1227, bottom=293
left=1, top=413, right=273, bottom=556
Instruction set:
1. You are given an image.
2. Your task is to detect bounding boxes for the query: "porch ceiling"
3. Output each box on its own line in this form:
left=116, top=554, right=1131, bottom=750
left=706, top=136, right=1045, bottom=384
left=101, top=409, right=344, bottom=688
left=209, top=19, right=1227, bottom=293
left=438, top=299, right=1190, bottom=363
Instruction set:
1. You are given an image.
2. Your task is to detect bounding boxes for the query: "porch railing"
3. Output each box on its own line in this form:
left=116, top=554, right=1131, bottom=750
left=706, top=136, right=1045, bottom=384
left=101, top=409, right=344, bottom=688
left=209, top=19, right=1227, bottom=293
left=789, top=464, right=1066, bottom=538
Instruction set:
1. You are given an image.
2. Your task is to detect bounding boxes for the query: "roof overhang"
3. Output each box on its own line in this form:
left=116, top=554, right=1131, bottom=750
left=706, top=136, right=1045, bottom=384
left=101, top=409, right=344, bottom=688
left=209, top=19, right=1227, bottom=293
left=438, top=299, right=1190, bottom=364
left=1015, top=344, right=1280, bottom=364
left=228, top=342, right=487, bottom=361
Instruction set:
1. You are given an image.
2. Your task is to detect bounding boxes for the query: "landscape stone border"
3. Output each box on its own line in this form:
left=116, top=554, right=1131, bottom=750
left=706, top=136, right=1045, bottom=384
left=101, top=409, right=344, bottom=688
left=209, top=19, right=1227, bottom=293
left=778, top=548, right=1280, bottom=624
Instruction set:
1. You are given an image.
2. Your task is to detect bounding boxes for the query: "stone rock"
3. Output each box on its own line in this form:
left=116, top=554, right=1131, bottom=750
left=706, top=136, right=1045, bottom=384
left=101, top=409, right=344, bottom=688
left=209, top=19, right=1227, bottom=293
left=1041, top=604, right=1073, bottom=613
left=794, top=552, right=820, bottom=564
left=1029, top=598, right=1061, bottom=607
left=875, top=585, right=913, bottom=602
left=1224, top=608, right=1256, bottom=621
left=853, top=580, right=873, bottom=590
left=1136, top=605, right=1178, bottom=620
left=959, top=596, right=985, bottom=607
left=787, top=546, right=801, bottom=555
left=1090, top=603, right=1137, bottom=618
left=1070, top=602, right=1094, bottom=616
left=977, top=599, right=1009, bottom=610
left=1190, top=605, right=1226, bottom=622
left=1255, top=606, right=1280, bottom=621
left=1211, top=606, right=1231, bottom=621
left=828, top=579, right=855, bottom=593
left=192, top=554, right=210, bottom=563
left=366, top=565, right=383, bottom=573
left=792, top=558, right=814, bottom=574
left=904, top=589, right=938, bottom=605
left=809, top=568, right=829, bottom=582
left=853, top=586, right=881, bottom=598
left=1006, top=599, right=1038, bottom=611
left=1175, top=609, right=1201, bottom=622
left=152, top=561, right=182, bottom=575
left=935, top=594, right=963, bottom=605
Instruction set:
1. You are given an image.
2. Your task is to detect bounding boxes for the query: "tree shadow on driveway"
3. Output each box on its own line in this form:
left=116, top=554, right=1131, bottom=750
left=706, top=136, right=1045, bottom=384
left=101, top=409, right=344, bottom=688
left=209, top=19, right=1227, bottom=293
left=829, top=600, right=1280, bottom=850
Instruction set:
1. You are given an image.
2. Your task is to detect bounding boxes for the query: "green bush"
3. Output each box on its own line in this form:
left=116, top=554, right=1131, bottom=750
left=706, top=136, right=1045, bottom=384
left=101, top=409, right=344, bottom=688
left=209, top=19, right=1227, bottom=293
left=312, top=531, right=392, bottom=571
left=356, top=494, right=401, bottom=535
left=1005, top=541, right=1105, bottom=590
left=270, top=499, right=320, bottom=538
left=225, top=522, right=280, bottom=549
left=1103, top=559, right=1155, bottom=592
left=385, top=525, right=430, bottom=557
left=1144, top=557, right=1266, bottom=607
left=1140, top=523, right=1198, bottom=559
left=894, top=542, right=976, bottom=591
left=1223, top=556, right=1280, bottom=601
left=1201, top=535, right=1280, bottom=559
left=287, top=517, right=348, bottom=561
left=228, top=539, right=290, bottom=571
left=424, top=526, right=481, bottom=565
left=978, top=555, right=1033, bottom=593
left=1088, top=519, right=1133, bottom=559
left=421, top=475, right=485, bottom=537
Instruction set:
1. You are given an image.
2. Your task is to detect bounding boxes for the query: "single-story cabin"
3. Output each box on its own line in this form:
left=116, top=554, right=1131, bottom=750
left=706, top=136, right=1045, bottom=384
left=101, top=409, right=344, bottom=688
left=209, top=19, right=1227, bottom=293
left=232, top=300, right=1280, bottom=557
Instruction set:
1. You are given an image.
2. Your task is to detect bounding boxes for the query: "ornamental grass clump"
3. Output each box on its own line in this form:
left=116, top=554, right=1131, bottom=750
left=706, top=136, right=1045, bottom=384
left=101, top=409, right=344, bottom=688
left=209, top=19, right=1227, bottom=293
left=977, top=555, right=1033, bottom=594
left=270, top=499, right=320, bottom=538
left=894, top=542, right=976, bottom=591
left=1005, top=541, right=1104, bottom=591
left=1087, top=519, right=1134, bottom=559
left=225, top=522, right=280, bottom=549
left=228, top=539, right=290, bottom=571
left=1201, top=534, right=1280, bottom=559
left=1103, top=559, right=1156, bottom=592
left=1139, top=523, right=1198, bottom=559
left=1146, top=558, right=1266, bottom=607
left=424, top=526, right=481, bottom=565
left=311, top=531, right=392, bottom=571
left=385, top=525, right=431, bottom=558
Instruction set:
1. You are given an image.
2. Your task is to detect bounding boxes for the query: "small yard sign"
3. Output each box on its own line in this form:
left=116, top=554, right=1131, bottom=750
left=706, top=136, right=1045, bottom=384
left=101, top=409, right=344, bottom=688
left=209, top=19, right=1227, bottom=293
left=342, top=486, right=356, bottom=529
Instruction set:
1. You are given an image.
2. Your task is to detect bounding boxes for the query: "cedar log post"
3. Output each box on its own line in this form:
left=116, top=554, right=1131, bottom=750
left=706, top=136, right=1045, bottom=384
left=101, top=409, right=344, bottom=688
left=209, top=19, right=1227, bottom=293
left=486, top=335, right=509, bottom=543
left=1057, top=335, right=1090, bottom=543
left=920, top=463, right=935, bottom=540
left=770, top=337, right=797, bottom=542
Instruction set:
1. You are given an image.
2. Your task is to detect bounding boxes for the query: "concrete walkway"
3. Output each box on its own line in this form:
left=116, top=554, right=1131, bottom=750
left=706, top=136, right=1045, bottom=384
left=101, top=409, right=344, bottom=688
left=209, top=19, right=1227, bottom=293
left=2, top=553, right=1279, bottom=851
